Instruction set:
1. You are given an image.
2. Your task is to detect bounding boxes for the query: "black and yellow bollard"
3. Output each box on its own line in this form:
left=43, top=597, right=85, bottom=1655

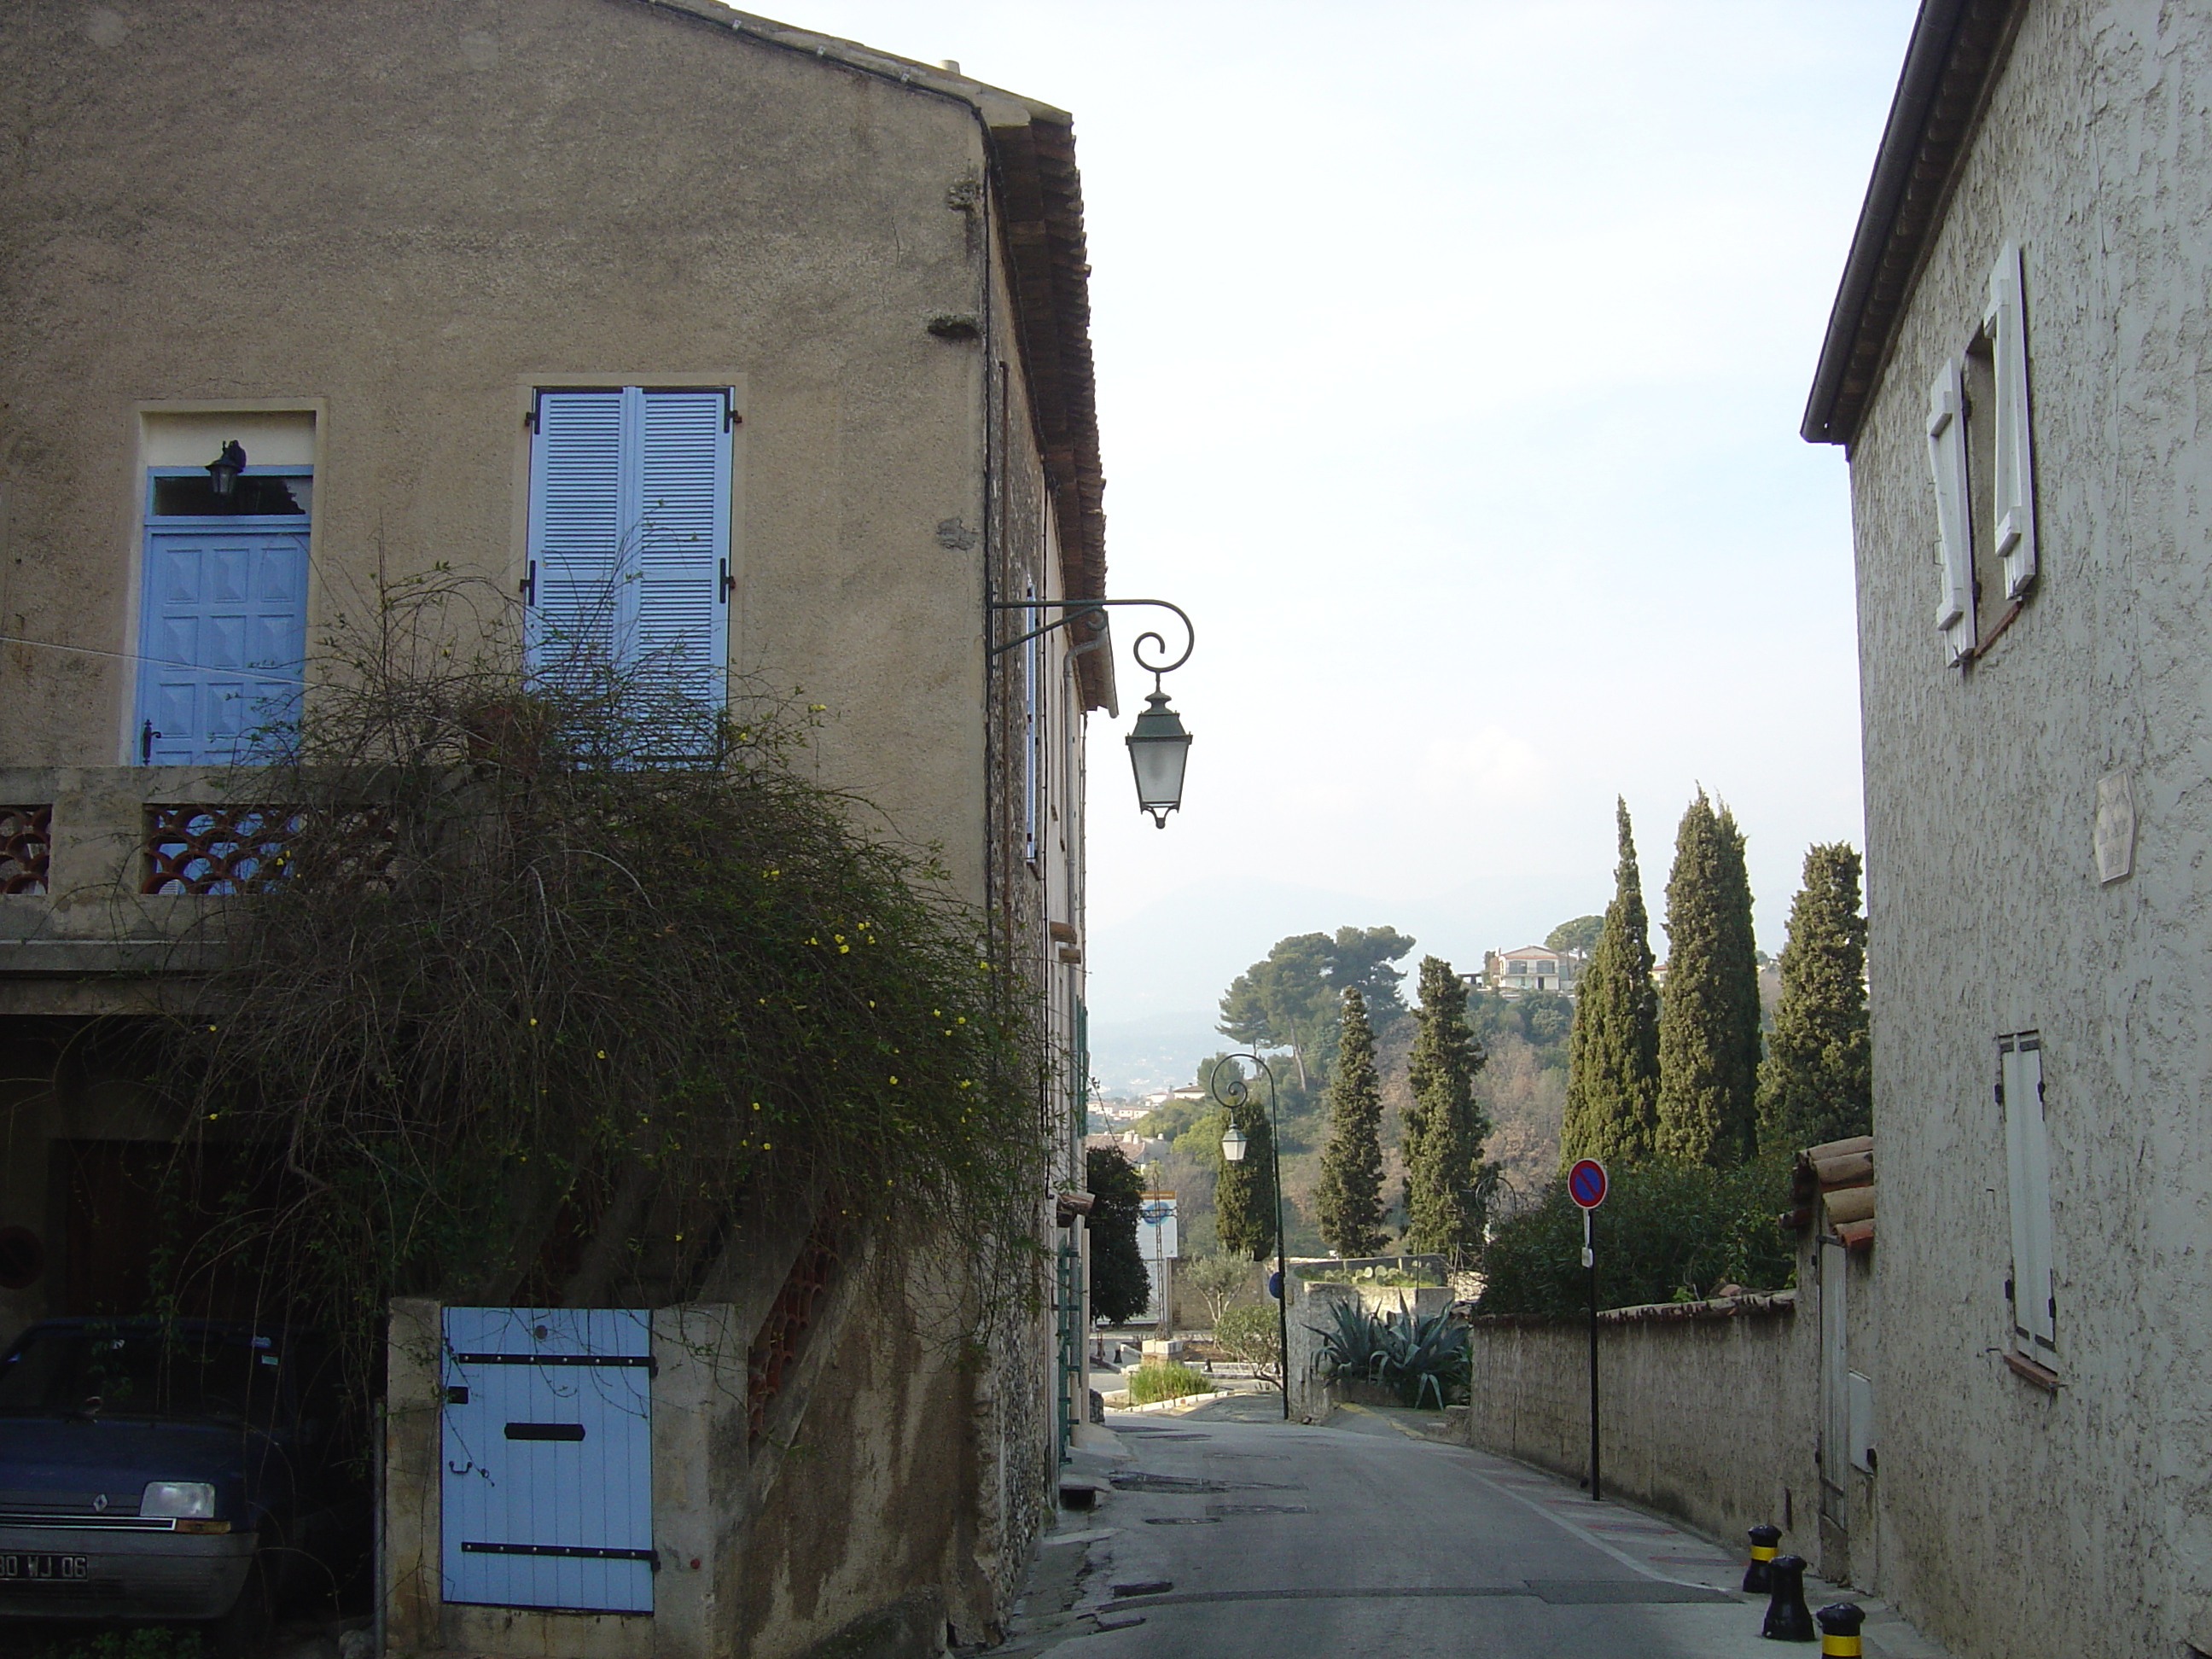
left=1816, top=1603, right=1866, bottom=1656
left=1761, top=1554, right=1815, bottom=1641
left=1743, top=1523, right=1782, bottom=1593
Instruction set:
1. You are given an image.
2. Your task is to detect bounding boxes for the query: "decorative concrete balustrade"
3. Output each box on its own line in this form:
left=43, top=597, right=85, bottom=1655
left=0, top=767, right=281, bottom=997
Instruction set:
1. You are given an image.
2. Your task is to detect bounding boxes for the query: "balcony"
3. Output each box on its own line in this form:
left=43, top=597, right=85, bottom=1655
left=0, top=767, right=274, bottom=1000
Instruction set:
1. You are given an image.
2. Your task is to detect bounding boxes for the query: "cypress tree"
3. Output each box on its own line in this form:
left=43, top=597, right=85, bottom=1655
left=1756, top=843, right=1871, bottom=1151
left=1400, top=956, right=1492, bottom=1260
left=1211, top=1061, right=1277, bottom=1260
left=1654, top=791, right=1761, bottom=1167
left=1314, top=987, right=1388, bottom=1256
left=1084, top=1145, right=1151, bottom=1324
left=1561, top=798, right=1661, bottom=1167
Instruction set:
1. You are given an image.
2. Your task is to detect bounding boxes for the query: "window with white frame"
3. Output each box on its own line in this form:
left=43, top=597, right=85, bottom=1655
left=1925, top=244, right=2037, bottom=667
left=1998, top=1030, right=2056, bottom=1371
left=524, top=387, right=733, bottom=710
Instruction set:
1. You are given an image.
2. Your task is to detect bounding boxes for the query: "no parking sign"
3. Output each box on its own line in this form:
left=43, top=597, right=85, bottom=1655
left=1568, top=1158, right=1608, bottom=1210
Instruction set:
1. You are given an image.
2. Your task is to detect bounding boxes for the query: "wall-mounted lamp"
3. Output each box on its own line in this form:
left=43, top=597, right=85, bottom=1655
left=206, top=441, right=247, bottom=503
left=990, top=596, right=1196, bottom=829
left=1125, top=686, right=1193, bottom=830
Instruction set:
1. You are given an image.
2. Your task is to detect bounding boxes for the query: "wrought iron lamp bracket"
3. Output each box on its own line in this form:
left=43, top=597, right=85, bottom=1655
left=987, top=597, right=1194, bottom=685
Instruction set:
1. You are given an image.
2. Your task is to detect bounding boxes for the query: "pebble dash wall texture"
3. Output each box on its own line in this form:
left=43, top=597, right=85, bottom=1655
left=1843, top=3, right=2212, bottom=1654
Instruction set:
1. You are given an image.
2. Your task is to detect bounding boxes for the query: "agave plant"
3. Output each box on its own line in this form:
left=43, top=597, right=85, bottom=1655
left=1307, top=1299, right=1469, bottom=1409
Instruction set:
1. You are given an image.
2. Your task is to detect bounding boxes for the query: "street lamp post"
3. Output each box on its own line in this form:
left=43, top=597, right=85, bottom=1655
left=1214, top=1053, right=1290, bottom=1422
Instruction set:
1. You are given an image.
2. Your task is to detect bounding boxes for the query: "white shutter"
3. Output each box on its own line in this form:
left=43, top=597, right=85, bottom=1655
left=1926, top=360, right=1976, bottom=665
left=527, top=387, right=731, bottom=712
left=1983, top=244, right=2037, bottom=598
left=634, top=389, right=731, bottom=708
left=527, top=391, right=628, bottom=686
left=2000, top=1034, right=2056, bottom=1362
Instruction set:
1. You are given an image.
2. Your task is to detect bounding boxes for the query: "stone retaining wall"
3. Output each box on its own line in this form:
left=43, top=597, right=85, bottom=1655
left=1464, top=1292, right=1818, bottom=1552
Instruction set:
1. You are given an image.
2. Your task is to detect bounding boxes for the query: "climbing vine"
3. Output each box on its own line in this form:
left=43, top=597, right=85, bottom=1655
left=148, top=571, right=1047, bottom=1396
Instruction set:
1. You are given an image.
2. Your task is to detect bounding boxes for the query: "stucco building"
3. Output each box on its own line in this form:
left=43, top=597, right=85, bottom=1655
left=0, top=3, right=1119, bottom=1654
left=1804, top=0, right=2212, bottom=1652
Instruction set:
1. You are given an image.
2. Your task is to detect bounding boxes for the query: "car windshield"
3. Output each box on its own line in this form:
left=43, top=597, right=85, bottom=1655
left=0, top=1327, right=286, bottom=1425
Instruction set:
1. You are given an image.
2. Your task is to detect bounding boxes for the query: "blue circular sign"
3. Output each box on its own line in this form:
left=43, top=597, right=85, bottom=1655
left=1568, top=1158, right=1609, bottom=1209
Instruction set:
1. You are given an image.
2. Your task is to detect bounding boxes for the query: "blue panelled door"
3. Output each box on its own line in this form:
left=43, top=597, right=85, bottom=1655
left=135, top=521, right=308, bottom=765
left=440, top=1307, right=655, bottom=1615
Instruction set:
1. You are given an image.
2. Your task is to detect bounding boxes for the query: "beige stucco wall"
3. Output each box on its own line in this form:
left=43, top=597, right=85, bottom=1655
left=1842, top=3, right=2212, bottom=1653
left=1463, top=1296, right=1816, bottom=1565
left=0, top=0, right=1025, bottom=902
left=0, top=3, right=1096, bottom=1650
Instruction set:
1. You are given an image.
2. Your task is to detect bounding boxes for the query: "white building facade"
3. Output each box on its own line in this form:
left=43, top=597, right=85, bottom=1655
left=1804, top=3, right=2212, bottom=1654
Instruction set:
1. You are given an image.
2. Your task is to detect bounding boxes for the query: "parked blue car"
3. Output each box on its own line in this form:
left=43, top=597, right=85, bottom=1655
left=0, top=1318, right=364, bottom=1644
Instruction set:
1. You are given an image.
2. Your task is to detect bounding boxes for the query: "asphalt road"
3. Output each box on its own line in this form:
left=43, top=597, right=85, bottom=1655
left=1018, top=1397, right=1834, bottom=1659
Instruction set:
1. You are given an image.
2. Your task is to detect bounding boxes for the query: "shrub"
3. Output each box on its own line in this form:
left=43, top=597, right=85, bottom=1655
left=1126, top=1361, right=1212, bottom=1403
left=1476, top=1154, right=1796, bottom=1318
left=146, top=571, right=1045, bottom=1406
left=1213, top=1301, right=1282, bottom=1380
left=1308, top=1299, right=1467, bottom=1408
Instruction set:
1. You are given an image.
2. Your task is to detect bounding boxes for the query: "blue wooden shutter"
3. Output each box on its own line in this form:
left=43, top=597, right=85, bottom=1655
left=441, top=1307, right=655, bottom=1614
left=136, top=522, right=308, bottom=765
left=527, top=392, right=630, bottom=687
left=635, top=390, right=731, bottom=707
left=527, top=388, right=729, bottom=709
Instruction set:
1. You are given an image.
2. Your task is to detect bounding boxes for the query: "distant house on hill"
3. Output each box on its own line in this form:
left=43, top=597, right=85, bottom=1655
left=1481, top=946, right=1583, bottom=997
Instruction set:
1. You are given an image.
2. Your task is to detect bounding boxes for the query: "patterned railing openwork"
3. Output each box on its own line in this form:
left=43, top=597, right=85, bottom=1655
left=0, top=806, right=51, bottom=895
left=143, top=805, right=304, bottom=895
left=142, top=804, right=399, bottom=896
left=748, top=1220, right=841, bottom=1442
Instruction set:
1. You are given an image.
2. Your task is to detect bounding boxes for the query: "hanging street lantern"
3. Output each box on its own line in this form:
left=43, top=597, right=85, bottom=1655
left=1219, top=1122, right=1249, bottom=1163
left=1126, top=687, right=1192, bottom=829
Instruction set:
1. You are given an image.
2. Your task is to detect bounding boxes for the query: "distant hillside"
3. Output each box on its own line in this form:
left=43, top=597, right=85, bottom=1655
left=1087, top=1010, right=1227, bottom=1095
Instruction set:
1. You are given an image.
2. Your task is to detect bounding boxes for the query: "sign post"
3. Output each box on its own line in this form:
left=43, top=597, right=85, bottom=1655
left=1567, top=1157, right=1609, bottom=1502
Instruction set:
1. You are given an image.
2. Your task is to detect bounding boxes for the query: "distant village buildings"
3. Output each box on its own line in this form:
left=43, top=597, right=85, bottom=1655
left=1478, top=946, right=1585, bottom=997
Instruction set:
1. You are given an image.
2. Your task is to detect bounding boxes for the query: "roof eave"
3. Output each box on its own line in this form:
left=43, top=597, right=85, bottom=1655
left=614, top=3, right=1116, bottom=713
left=1800, top=0, right=2029, bottom=448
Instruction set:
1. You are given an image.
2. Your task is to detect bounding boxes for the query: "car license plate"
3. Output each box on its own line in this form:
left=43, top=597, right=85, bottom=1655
left=0, top=1553, right=90, bottom=1583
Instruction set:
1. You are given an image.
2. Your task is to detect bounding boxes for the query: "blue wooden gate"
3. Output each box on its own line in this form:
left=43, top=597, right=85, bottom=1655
left=440, top=1307, right=654, bottom=1614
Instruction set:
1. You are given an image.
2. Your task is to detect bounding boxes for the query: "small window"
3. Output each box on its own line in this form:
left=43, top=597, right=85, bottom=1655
left=1925, top=245, right=2038, bottom=671
left=151, top=474, right=310, bottom=517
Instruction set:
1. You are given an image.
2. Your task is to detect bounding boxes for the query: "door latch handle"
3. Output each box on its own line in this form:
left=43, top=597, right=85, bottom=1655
left=139, top=720, right=159, bottom=764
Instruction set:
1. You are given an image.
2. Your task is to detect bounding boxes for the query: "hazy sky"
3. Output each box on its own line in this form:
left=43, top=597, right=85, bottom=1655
left=764, top=1, right=1918, bottom=1033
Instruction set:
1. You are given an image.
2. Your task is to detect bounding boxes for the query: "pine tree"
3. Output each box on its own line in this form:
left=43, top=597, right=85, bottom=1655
left=1314, top=987, right=1388, bottom=1256
left=1654, top=791, right=1762, bottom=1167
left=1212, top=1062, right=1278, bottom=1260
left=1084, top=1145, right=1151, bottom=1324
left=1400, top=956, right=1492, bottom=1260
left=1756, top=842, right=1871, bottom=1151
left=1561, top=799, right=1662, bottom=1167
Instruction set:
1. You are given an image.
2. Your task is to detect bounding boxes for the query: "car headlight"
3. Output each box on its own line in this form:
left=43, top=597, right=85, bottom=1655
left=140, top=1481, right=217, bottom=1520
